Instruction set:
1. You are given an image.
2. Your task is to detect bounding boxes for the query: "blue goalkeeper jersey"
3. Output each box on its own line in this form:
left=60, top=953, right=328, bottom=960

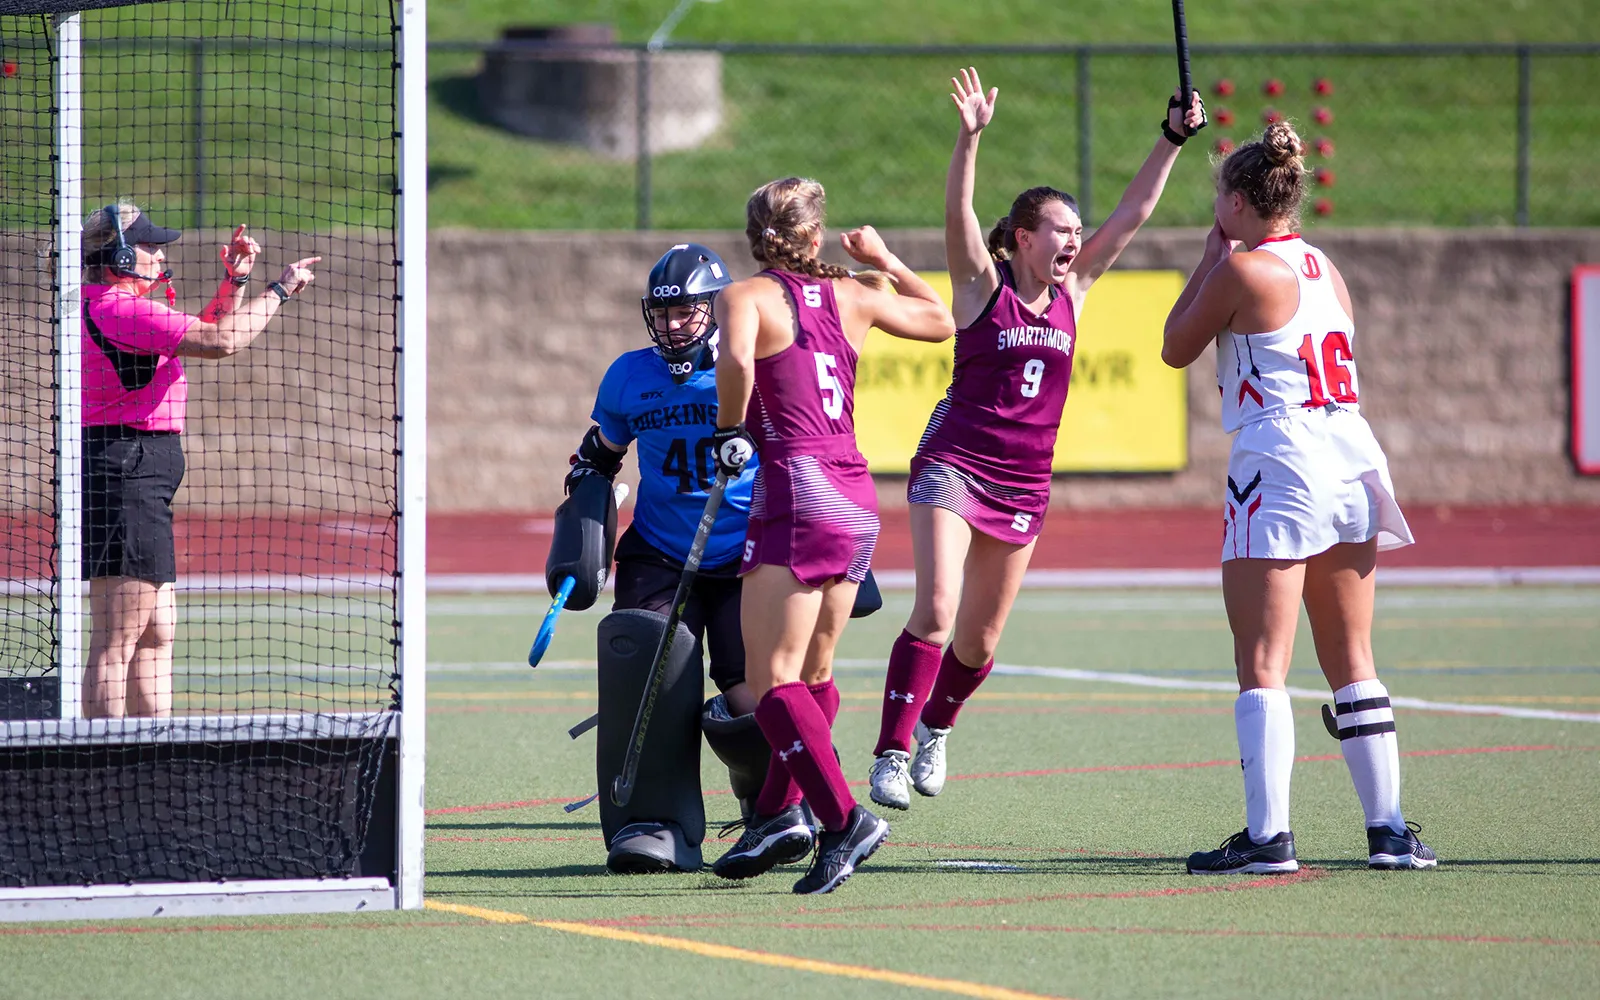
left=592, top=347, right=755, bottom=569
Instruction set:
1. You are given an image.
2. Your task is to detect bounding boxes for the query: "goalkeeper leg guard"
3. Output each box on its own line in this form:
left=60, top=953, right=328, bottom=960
left=596, top=609, right=705, bottom=871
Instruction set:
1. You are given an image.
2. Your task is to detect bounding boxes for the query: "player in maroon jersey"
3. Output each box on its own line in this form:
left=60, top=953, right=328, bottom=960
left=709, top=177, right=954, bottom=893
left=869, top=68, right=1207, bottom=809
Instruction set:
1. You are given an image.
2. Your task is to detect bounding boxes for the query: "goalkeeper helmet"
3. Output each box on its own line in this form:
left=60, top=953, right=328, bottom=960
left=641, top=243, right=731, bottom=385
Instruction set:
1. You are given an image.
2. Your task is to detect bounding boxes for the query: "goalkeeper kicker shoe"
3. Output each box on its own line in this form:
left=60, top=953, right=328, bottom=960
left=607, top=821, right=702, bottom=874
left=910, top=720, right=950, bottom=797
left=868, top=750, right=912, bottom=811
left=1367, top=822, right=1438, bottom=870
left=793, top=804, right=890, bottom=895
left=1186, top=829, right=1299, bottom=875
left=711, top=805, right=814, bottom=880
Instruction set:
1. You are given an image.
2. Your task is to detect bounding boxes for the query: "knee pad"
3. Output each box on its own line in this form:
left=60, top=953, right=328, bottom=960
left=700, top=694, right=771, bottom=818
left=851, top=568, right=883, bottom=618
left=596, top=609, right=705, bottom=848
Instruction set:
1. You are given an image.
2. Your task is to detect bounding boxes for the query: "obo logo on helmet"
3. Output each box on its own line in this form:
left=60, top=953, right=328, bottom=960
left=641, top=242, right=734, bottom=385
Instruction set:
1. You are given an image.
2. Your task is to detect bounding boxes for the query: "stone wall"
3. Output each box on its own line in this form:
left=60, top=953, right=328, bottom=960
left=427, top=228, right=1600, bottom=511
left=9, top=228, right=1599, bottom=514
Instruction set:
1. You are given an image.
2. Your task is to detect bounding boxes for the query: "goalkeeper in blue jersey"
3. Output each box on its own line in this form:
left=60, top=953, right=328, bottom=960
left=565, top=243, right=882, bottom=875
left=564, top=245, right=764, bottom=874
left=567, top=242, right=758, bottom=714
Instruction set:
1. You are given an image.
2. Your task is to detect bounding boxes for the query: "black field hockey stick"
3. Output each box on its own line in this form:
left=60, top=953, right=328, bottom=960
left=1172, top=0, right=1196, bottom=134
left=1321, top=703, right=1341, bottom=740
left=609, top=470, right=729, bottom=808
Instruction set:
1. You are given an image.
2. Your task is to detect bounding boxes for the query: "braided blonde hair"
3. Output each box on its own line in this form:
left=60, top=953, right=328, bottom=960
left=745, top=177, right=887, bottom=288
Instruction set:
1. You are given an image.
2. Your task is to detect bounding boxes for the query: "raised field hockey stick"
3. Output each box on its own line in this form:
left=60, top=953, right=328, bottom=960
left=610, top=470, right=729, bottom=808
left=528, top=483, right=629, bottom=668
left=1172, top=0, right=1195, bottom=134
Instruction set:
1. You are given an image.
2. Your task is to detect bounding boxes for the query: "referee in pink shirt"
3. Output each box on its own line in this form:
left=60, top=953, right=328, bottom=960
left=80, top=201, right=319, bottom=719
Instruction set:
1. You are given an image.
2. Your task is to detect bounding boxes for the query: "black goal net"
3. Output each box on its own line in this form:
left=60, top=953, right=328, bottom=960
left=0, top=0, right=406, bottom=889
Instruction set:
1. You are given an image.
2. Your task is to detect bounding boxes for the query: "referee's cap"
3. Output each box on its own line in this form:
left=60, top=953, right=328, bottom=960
left=120, top=211, right=183, bottom=246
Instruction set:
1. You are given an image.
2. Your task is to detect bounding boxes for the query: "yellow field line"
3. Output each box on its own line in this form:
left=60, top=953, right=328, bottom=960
left=430, top=690, right=1230, bottom=703
left=430, top=690, right=596, bottom=701
left=425, top=900, right=1069, bottom=1000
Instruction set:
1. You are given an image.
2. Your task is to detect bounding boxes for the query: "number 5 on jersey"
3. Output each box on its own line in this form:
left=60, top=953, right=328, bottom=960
left=814, top=352, right=844, bottom=419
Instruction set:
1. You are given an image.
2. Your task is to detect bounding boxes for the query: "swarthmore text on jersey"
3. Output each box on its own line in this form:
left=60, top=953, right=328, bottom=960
left=996, top=326, right=1074, bottom=353
left=628, top=401, right=719, bottom=434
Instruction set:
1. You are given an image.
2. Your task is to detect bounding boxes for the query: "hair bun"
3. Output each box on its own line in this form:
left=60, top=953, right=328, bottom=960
left=1262, top=121, right=1306, bottom=169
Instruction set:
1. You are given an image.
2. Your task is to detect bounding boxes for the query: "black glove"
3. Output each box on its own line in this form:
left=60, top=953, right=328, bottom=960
left=565, top=425, right=625, bottom=495
left=1162, top=92, right=1208, bottom=145
left=710, top=423, right=756, bottom=478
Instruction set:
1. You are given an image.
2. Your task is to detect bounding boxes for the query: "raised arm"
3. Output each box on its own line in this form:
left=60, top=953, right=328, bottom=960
left=945, top=67, right=1000, bottom=325
left=1069, top=92, right=1206, bottom=294
left=841, top=226, right=955, bottom=345
left=176, top=252, right=319, bottom=359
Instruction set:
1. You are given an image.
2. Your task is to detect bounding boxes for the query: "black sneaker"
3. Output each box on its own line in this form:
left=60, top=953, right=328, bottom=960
left=1367, top=822, right=1438, bottom=870
left=792, top=804, right=890, bottom=895
left=1186, top=829, right=1299, bottom=875
left=711, top=805, right=814, bottom=880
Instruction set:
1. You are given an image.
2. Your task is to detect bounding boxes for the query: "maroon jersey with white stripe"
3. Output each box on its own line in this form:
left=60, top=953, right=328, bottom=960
left=916, top=261, right=1077, bottom=490
left=746, top=270, right=858, bottom=451
left=740, top=269, right=879, bottom=585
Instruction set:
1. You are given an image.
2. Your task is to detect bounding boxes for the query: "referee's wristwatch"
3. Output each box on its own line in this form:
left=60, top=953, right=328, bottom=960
left=267, top=281, right=292, bottom=302
left=228, top=273, right=251, bottom=287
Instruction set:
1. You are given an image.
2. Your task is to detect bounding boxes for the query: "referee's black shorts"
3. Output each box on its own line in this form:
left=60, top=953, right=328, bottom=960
left=82, top=426, right=185, bottom=583
left=611, top=526, right=745, bottom=693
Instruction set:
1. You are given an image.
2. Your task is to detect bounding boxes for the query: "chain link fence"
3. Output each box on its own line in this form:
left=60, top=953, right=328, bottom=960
left=429, top=41, right=1600, bottom=230
left=6, top=37, right=1594, bottom=229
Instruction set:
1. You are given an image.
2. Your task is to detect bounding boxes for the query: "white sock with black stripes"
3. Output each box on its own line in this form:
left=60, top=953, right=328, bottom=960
left=1333, top=678, right=1404, bottom=832
left=1235, top=688, right=1295, bottom=843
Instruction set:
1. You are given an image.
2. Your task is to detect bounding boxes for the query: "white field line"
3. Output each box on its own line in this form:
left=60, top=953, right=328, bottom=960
left=431, top=656, right=1600, bottom=725
left=423, top=567, right=1600, bottom=593
left=991, top=663, right=1600, bottom=725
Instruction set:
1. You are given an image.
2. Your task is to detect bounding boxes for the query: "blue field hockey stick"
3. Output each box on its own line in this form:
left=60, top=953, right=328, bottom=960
left=527, top=575, right=576, bottom=667
left=528, top=482, right=629, bottom=668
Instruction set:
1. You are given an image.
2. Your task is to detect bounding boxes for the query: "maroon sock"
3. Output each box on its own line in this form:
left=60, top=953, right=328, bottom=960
left=873, top=630, right=943, bottom=756
left=754, top=679, right=844, bottom=815
left=920, top=646, right=993, bottom=731
left=754, top=682, right=855, bottom=832
left=807, top=678, right=841, bottom=725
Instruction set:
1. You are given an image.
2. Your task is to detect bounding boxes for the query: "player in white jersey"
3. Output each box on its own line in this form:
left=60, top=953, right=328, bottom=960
left=1162, top=121, right=1435, bottom=875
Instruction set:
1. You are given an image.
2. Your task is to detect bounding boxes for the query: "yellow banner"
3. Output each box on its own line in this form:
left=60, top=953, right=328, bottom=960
left=854, top=270, right=1188, bottom=473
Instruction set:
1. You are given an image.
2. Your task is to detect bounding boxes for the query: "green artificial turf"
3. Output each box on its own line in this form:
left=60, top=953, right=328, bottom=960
left=5, top=586, right=1597, bottom=999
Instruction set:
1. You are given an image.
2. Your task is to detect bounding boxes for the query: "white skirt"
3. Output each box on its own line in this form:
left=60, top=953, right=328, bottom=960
left=1221, top=405, right=1414, bottom=563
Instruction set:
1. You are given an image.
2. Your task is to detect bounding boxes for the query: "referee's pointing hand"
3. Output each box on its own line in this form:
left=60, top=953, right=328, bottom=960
left=221, top=224, right=260, bottom=278
left=277, top=256, right=321, bottom=296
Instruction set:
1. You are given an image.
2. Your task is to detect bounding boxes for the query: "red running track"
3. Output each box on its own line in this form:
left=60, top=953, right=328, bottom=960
left=427, top=505, right=1600, bottom=575
left=4, top=506, right=1595, bottom=578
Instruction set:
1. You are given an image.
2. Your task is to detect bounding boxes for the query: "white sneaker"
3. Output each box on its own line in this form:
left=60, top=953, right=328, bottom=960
left=868, top=750, right=911, bottom=811
left=910, top=720, right=950, bottom=797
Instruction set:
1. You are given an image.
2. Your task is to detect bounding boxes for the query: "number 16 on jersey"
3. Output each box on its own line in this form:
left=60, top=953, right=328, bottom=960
left=1298, top=330, right=1358, bottom=408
